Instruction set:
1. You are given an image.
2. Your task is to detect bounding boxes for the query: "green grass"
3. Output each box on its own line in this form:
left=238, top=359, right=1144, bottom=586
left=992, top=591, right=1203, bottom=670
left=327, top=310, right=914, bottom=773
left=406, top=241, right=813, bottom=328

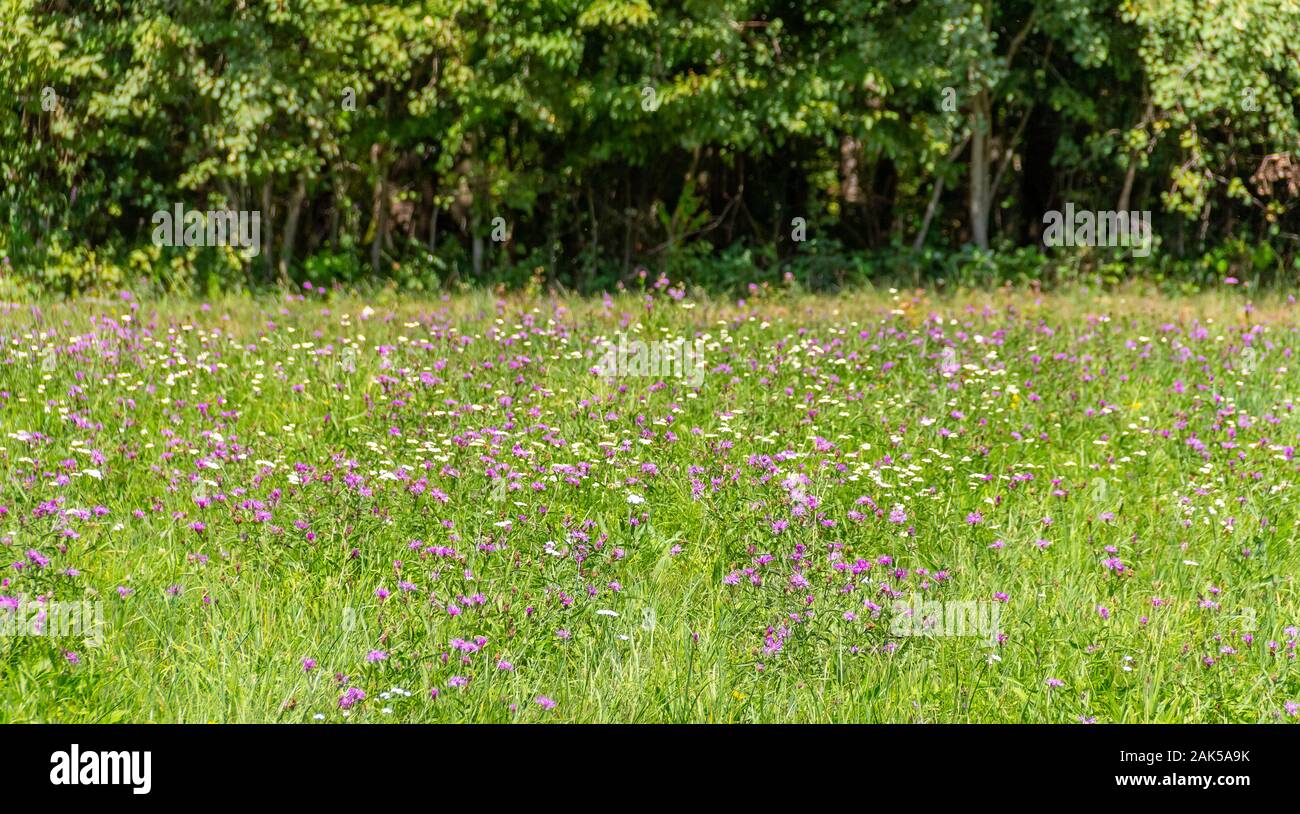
left=1, top=283, right=1297, bottom=723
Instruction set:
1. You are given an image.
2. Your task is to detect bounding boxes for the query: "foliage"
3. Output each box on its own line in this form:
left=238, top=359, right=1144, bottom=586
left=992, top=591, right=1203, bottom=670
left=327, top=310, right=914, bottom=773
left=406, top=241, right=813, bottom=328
left=1, top=1, right=1298, bottom=294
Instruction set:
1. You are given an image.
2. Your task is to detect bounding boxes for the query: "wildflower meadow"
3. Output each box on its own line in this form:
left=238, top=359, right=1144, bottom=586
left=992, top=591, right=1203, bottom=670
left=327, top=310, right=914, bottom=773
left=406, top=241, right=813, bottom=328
left=2, top=282, right=1297, bottom=724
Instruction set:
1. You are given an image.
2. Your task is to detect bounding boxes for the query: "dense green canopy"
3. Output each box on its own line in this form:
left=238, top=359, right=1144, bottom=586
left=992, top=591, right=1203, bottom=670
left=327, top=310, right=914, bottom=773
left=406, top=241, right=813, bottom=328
left=2, top=0, right=1298, bottom=295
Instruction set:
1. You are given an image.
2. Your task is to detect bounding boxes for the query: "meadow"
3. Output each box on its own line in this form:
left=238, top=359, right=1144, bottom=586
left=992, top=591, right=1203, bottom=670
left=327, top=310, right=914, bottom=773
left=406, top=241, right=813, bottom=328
left=1, top=280, right=1298, bottom=723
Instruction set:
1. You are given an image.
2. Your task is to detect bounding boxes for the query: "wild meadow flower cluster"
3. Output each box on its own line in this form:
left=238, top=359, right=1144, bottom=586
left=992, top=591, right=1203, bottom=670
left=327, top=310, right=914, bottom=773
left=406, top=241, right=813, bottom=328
left=1, top=281, right=1298, bottom=723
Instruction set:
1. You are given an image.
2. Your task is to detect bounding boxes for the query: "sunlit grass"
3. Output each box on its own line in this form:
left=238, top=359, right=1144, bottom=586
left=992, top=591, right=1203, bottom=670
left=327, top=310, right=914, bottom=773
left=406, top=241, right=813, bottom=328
left=1, top=282, right=1297, bottom=722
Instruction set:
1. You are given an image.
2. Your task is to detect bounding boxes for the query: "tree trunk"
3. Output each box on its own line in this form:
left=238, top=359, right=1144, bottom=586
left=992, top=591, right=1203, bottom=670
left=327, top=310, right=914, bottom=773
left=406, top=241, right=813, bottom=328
left=422, top=177, right=438, bottom=251
left=328, top=172, right=340, bottom=248
left=914, top=136, right=970, bottom=251
left=840, top=135, right=863, bottom=204
left=369, top=144, right=386, bottom=275
left=471, top=216, right=483, bottom=278
left=1118, top=97, right=1153, bottom=212
left=261, top=180, right=274, bottom=279
left=623, top=167, right=634, bottom=280
left=968, top=91, right=992, bottom=250
left=279, top=175, right=306, bottom=283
